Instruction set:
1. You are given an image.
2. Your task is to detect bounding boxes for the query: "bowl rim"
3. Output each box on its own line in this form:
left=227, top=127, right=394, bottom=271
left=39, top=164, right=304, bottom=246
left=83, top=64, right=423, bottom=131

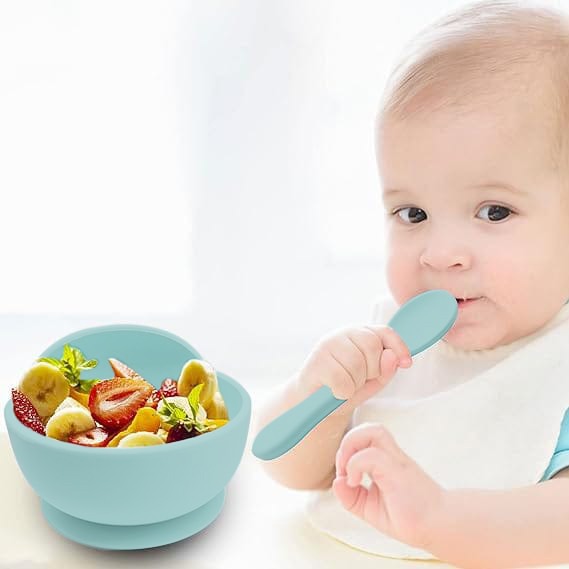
left=5, top=323, right=251, bottom=455
left=39, top=322, right=205, bottom=361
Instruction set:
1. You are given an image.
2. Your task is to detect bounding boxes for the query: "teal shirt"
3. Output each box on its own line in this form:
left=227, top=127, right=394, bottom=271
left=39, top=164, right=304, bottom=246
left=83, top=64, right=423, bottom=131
left=539, top=297, right=569, bottom=481
left=540, top=408, right=569, bottom=481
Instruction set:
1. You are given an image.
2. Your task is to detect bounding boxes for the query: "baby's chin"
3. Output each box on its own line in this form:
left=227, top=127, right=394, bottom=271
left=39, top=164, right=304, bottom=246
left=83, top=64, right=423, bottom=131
left=441, top=321, right=510, bottom=352
left=441, top=332, right=499, bottom=352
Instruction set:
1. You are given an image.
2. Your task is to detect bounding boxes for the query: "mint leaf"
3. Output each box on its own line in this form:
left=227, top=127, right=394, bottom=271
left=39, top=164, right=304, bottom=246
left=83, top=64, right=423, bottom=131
left=67, top=375, right=80, bottom=387
left=77, top=378, right=101, bottom=394
left=172, top=406, right=187, bottom=421
left=158, top=397, right=188, bottom=422
left=157, top=392, right=213, bottom=434
left=65, top=345, right=76, bottom=369
left=72, top=347, right=85, bottom=366
left=60, top=361, right=79, bottom=385
left=37, top=357, right=62, bottom=368
left=159, top=396, right=176, bottom=415
left=37, top=344, right=96, bottom=388
left=188, top=384, right=203, bottom=421
left=62, top=344, right=73, bottom=364
left=78, top=359, right=97, bottom=370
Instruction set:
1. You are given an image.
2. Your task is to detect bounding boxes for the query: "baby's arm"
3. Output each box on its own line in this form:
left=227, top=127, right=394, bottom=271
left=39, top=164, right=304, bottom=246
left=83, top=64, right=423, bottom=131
left=253, top=375, right=356, bottom=490
left=334, top=423, right=569, bottom=567
left=253, top=325, right=412, bottom=491
left=427, top=469, right=569, bottom=568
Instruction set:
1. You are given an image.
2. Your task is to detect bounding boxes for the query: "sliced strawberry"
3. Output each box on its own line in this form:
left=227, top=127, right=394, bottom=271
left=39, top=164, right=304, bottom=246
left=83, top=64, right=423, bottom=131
left=89, top=378, right=154, bottom=430
left=144, top=379, right=177, bottom=408
left=145, top=389, right=160, bottom=409
left=11, top=388, right=45, bottom=435
left=159, top=378, right=178, bottom=398
left=108, top=358, right=145, bottom=381
left=166, top=423, right=200, bottom=443
left=68, top=426, right=112, bottom=447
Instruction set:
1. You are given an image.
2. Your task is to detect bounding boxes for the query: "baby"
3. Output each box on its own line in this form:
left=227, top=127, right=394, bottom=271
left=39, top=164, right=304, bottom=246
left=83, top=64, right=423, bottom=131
left=253, top=1, right=569, bottom=567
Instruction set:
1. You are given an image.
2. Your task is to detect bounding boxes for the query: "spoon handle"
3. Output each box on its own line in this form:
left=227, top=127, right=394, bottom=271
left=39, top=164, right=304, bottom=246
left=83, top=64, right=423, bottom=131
left=252, top=386, right=344, bottom=460
left=251, top=290, right=457, bottom=460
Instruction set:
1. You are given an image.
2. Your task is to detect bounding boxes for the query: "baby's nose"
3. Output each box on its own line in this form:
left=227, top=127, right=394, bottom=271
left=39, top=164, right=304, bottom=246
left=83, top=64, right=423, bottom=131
left=419, top=245, right=471, bottom=271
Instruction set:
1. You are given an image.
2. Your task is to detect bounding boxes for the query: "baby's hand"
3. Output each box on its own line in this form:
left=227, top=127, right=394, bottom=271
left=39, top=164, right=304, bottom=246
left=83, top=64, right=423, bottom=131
left=295, top=325, right=412, bottom=409
left=333, top=423, right=447, bottom=551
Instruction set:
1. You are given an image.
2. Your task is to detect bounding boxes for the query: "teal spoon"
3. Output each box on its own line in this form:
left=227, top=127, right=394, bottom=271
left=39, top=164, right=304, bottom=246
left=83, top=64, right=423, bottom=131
left=252, top=289, right=458, bottom=460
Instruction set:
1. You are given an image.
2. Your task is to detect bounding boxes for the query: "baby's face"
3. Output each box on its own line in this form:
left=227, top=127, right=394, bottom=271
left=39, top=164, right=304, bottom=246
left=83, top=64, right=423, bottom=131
left=378, top=100, right=569, bottom=350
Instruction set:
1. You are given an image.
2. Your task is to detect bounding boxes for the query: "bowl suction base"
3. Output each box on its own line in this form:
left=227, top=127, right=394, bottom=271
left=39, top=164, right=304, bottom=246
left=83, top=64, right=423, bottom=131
left=40, top=488, right=226, bottom=550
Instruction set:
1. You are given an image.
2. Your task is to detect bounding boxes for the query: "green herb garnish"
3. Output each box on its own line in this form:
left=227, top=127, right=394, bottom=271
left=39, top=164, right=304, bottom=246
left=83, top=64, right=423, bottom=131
left=37, top=343, right=101, bottom=393
left=157, top=384, right=214, bottom=434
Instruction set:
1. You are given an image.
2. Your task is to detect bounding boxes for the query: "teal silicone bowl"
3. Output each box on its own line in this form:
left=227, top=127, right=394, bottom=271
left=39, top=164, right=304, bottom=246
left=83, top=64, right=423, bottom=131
left=4, top=323, right=251, bottom=550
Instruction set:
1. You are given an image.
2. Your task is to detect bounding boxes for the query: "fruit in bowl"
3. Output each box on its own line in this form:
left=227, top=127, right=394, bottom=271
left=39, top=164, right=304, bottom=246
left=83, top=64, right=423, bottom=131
left=4, top=323, right=251, bottom=550
left=10, top=343, right=230, bottom=447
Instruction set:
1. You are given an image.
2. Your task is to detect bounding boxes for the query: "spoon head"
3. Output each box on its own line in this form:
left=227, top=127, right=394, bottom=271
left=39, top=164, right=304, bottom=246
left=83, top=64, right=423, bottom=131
left=388, top=290, right=458, bottom=356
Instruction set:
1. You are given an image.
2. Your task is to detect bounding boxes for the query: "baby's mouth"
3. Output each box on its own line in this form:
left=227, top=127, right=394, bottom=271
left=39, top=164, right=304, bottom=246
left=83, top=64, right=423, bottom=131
left=455, top=296, right=483, bottom=307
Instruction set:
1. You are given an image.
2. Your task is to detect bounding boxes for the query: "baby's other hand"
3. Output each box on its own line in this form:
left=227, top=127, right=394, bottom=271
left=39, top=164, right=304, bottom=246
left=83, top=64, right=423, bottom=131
left=295, top=325, right=412, bottom=409
left=332, top=423, right=447, bottom=551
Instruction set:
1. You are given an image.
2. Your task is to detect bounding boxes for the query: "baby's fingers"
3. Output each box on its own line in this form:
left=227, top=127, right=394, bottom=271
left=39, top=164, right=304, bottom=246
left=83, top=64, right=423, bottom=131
left=332, top=472, right=382, bottom=520
left=336, top=423, right=406, bottom=478
left=366, top=324, right=413, bottom=369
left=344, top=446, right=396, bottom=488
left=333, top=446, right=395, bottom=522
left=378, top=348, right=399, bottom=384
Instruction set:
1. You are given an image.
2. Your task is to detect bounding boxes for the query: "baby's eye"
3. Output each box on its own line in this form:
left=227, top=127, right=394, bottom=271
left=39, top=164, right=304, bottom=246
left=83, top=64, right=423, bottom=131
left=391, top=204, right=514, bottom=224
left=477, top=204, right=513, bottom=222
left=392, top=207, right=427, bottom=224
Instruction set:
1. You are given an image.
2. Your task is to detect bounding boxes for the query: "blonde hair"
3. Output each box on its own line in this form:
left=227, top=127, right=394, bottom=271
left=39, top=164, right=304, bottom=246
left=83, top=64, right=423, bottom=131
left=377, top=0, right=569, bottom=169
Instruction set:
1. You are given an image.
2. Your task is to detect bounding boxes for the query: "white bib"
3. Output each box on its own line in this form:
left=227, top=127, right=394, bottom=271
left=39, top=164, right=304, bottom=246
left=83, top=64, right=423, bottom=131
left=305, top=295, right=569, bottom=560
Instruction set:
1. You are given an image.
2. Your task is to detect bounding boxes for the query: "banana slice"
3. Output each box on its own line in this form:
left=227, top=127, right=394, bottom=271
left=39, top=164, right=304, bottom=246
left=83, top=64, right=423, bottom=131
left=19, top=362, right=70, bottom=418
left=177, top=359, right=218, bottom=407
left=157, top=396, right=207, bottom=431
left=204, top=390, right=229, bottom=420
left=117, top=432, right=165, bottom=447
left=54, top=397, right=85, bottom=414
left=156, top=428, right=169, bottom=442
left=45, top=406, right=96, bottom=441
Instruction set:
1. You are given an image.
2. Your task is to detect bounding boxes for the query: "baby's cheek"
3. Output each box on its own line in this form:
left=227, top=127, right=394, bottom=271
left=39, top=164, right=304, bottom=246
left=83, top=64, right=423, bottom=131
left=385, top=249, right=416, bottom=301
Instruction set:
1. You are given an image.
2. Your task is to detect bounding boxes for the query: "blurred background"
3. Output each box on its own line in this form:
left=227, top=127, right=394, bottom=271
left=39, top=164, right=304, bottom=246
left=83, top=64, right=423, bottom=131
left=2, top=0, right=567, bottom=404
